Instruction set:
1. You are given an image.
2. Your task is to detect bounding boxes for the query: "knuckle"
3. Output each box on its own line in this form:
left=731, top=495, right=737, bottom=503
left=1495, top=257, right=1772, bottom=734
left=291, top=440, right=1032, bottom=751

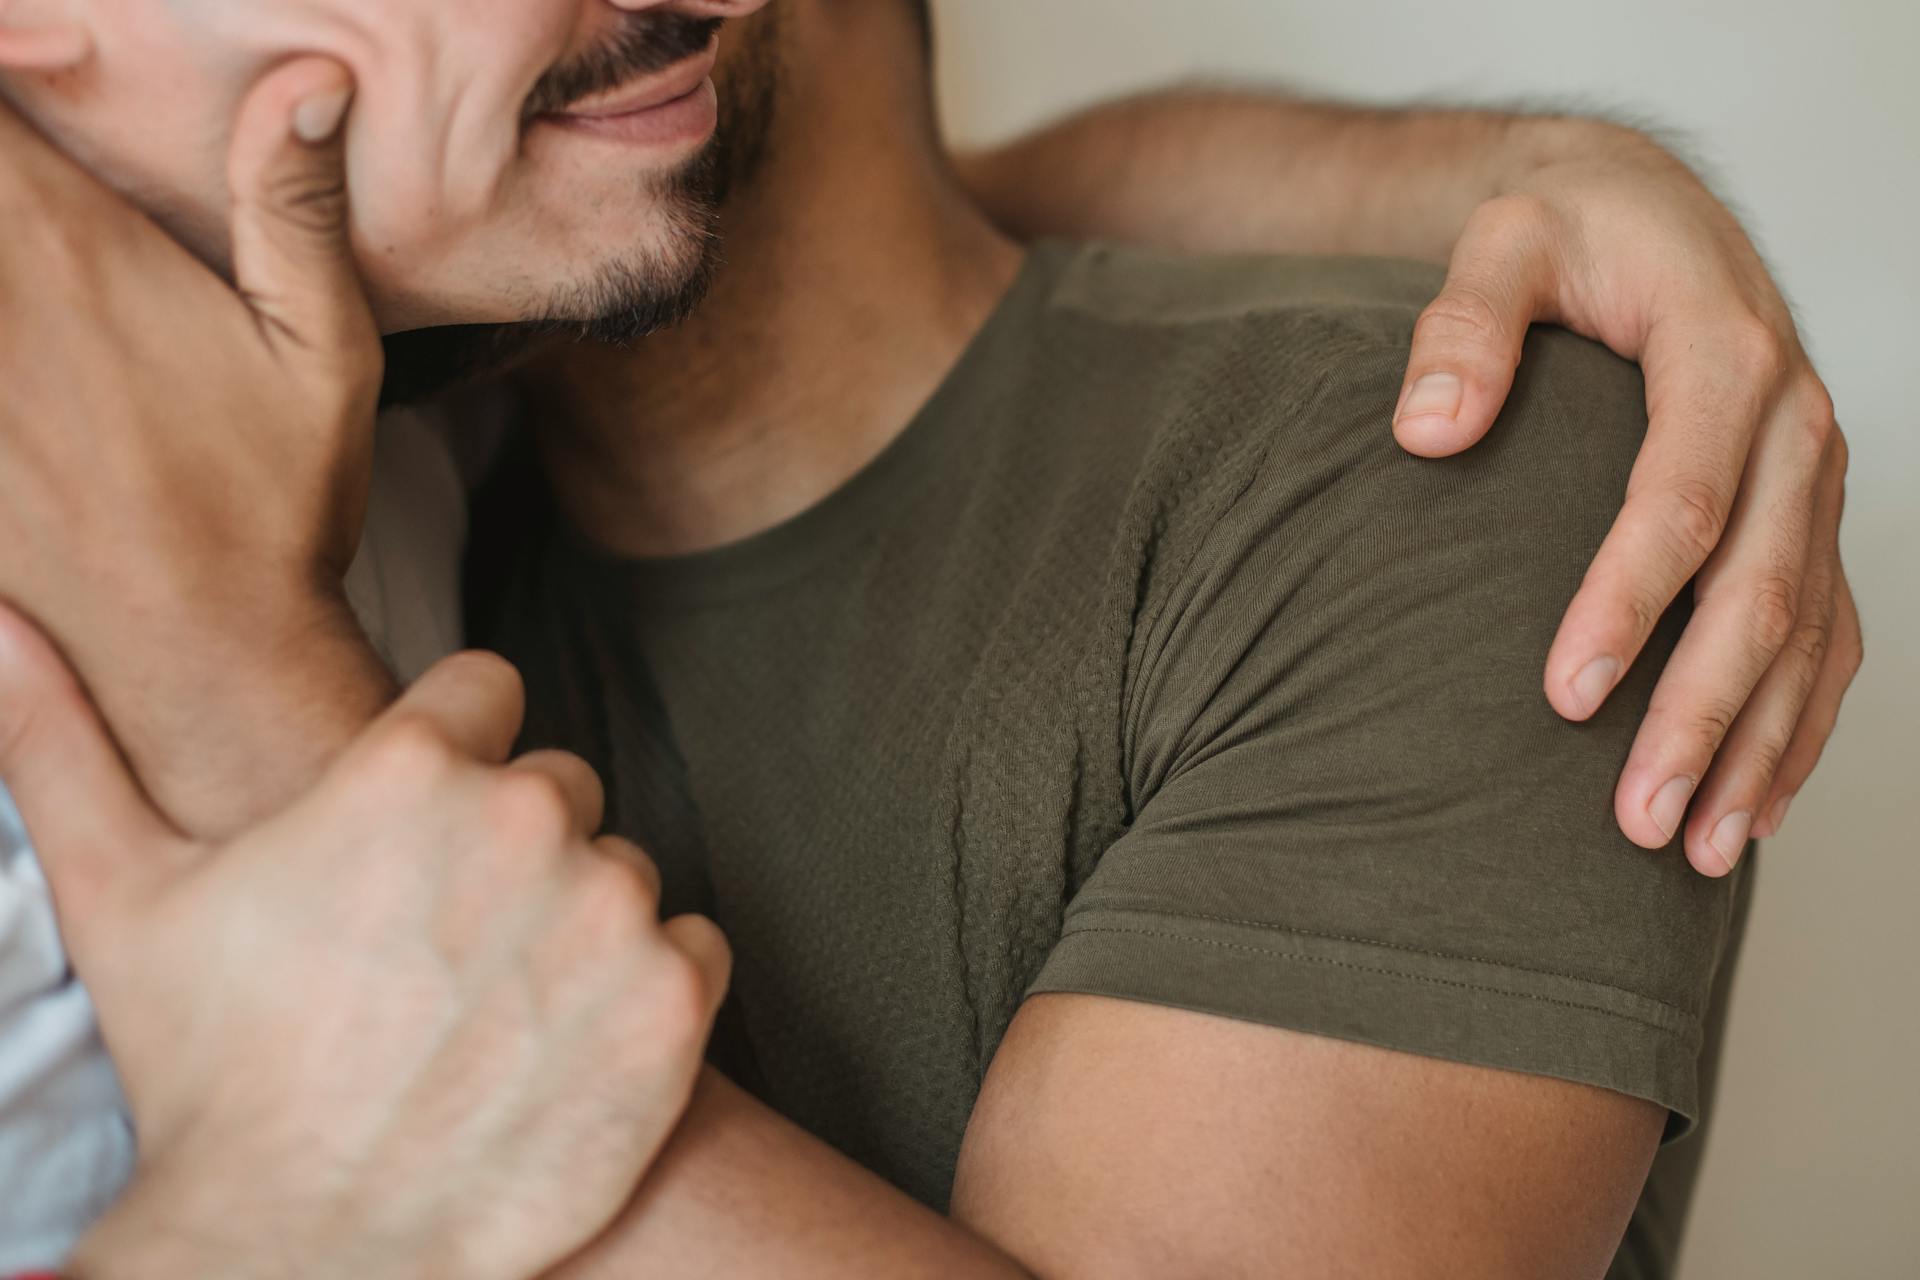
left=1780, top=615, right=1833, bottom=674
left=1616, top=575, right=1673, bottom=641
left=1747, top=574, right=1802, bottom=654
left=597, top=838, right=663, bottom=904
left=561, top=859, right=649, bottom=953
left=486, top=770, right=578, bottom=850
left=1792, top=412, right=1834, bottom=460
left=1840, top=629, right=1866, bottom=679
left=1415, top=285, right=1508, bottom=346
left=631, top=946, right=714, bottom=1050
left=1729, top=316, right=1788, bottom=384
left=1660, top=477, right=1734, bottom=566
left=1828, top=422, right=1851, bottom=475
left=1687, top=701, right=1741, bottom=754
left=1740, top=723, right=1796, bottom=788
left=596, top=849, right=659, bottom=914
left=1799, top=375, right=1838, bottom=435
left=1789, top=381, right=1839, bottom=458
left=362, top=714, right=461, bottom=786
left=1471, top=191, right=1554, bottom=241
left=671, top=911, right=730, bottom=962
left=668, top=948, right=717, bottom=1029
left=667, top=913, right=730, bottom=995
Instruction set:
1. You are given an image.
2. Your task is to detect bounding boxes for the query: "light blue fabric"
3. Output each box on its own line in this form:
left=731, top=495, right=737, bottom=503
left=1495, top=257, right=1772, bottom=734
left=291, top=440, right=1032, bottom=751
left=0, top=783, right=135, bottom=1270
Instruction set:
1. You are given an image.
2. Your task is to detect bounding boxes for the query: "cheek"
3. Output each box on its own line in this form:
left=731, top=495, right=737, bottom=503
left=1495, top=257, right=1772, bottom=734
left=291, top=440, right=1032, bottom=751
left=336, top=20, right=568, bottom=270
left=35, top=88, right=236, bottom=272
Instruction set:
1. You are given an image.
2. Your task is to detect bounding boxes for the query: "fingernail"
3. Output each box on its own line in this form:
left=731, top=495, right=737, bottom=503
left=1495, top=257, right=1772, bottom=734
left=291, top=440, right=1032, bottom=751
left=293, top=86, right=353, bottom=144
left=1707, top=810, right=1753, bottom=873
left=1649, top=775, right=1696, bottom=842
left=1397, top=372, right=1463, bottom=425
left=1569, top=656, right=1622, bottom=717
left=1765, top=793, right=1794, bottom=837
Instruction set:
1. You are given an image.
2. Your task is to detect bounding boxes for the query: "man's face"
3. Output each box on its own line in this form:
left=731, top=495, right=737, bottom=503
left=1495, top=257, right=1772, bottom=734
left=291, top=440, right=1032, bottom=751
left=20, top=0, right=769, bottom=333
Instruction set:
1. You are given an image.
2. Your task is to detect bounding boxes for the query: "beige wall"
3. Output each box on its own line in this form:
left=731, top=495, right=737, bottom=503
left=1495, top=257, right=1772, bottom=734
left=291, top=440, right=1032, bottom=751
left=934, top=2, right=1919, bottom=1275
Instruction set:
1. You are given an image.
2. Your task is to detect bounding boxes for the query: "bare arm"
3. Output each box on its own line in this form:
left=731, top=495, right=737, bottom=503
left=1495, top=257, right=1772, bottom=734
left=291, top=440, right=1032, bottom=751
left=957, top=88, right=1596, bottom=263
left=959, top=87, right=1859, bottom=874
left=541, top=997, right=1656, bottom=1280
left=546, top=1067, right=1033, bottom=1279
left=4, top=76, right=1681, bottom=1277
left=85, top=597, right=396, bottom=836
left=954, top=995, right=1659, bottom=1280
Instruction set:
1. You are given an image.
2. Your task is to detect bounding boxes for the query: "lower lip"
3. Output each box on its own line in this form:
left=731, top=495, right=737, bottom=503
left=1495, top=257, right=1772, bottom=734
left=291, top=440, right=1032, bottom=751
left=540, top=76, right=719, bottom=148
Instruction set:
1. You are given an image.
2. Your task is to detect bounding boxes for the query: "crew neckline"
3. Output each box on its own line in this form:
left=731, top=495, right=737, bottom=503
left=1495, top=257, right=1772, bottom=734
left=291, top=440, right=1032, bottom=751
left=545, top=243, right=1075, bottom=610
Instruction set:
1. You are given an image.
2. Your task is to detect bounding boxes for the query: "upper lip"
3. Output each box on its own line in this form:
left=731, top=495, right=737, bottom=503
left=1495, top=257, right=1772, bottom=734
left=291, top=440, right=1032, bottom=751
left=545, top=40, right=720, bottom=120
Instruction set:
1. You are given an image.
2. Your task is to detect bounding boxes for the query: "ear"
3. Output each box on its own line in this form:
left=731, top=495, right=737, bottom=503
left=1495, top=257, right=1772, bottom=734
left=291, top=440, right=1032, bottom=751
left=0, top=0, right=93, bottom=71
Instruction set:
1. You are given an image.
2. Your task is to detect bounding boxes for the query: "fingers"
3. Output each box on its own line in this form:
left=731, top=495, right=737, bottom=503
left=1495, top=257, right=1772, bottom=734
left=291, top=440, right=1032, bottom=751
left=226, top=56, right=380, bottom=374
left=661, top=912, right=734, bottom=1024
left=1393, top=195, right=1560, bottom=458
left=1752, top=567, right=1862, bottom=837
left=1683, top=429, right=1845, bottom=864
left=0, top=603, right=183, bottom=941
left=592, top=834, right=665, bottom=912
left=1544, top=326, right=1770, bottom=723
left=512, top=750, right=608, bottom=837
left=575, top=834, right=702, bottom=1012
left=380, top=651, right=529, bottom=767
left=1610, top=381, right=1828, bottom=868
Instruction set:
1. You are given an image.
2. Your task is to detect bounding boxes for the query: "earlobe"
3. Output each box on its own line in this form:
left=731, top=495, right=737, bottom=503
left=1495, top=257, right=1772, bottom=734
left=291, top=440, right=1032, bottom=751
left=0, top=0, right=94, bottom=71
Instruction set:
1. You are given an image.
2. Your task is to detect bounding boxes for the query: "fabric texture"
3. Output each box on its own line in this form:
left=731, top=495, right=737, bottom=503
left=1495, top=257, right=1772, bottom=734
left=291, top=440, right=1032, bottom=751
left=470, top=242, right=1748, bottom=1273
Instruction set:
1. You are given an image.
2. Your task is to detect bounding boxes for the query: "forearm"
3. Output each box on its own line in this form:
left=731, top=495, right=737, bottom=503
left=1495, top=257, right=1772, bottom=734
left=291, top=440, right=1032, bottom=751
left=959, top=87, right=1649, bottom=263
left=547, top=1067, right=1033, bottom=1280
left=66, top=587, right=396, bottom=840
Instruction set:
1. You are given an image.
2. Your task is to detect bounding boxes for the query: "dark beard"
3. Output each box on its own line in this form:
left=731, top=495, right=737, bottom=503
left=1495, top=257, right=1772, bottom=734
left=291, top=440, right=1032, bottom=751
left=380, top=138, right=725, bottom=407
left=380, top=11, right=779, bottom=406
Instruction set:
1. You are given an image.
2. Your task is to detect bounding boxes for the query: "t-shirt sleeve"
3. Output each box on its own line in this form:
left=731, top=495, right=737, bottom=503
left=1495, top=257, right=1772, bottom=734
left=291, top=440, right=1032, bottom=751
left=1024, top=326, right=1742, bottom=1135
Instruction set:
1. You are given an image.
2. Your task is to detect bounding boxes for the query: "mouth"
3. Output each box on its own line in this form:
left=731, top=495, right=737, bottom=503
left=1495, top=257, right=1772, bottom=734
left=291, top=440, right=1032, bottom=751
left=534, top=38, right=722, bottom=148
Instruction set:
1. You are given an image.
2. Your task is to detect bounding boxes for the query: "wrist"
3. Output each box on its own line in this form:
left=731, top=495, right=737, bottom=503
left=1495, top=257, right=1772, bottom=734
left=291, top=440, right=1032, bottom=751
left=169, top=596, right=399, bottom=835
left=77, top=585, right=397, bottom=839
left=1494, top=115, right=1665, bottom=189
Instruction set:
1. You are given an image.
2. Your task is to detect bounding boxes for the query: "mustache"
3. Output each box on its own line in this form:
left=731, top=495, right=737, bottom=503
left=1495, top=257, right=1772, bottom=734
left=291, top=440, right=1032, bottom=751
left=524, top=14, right=725, bottom=119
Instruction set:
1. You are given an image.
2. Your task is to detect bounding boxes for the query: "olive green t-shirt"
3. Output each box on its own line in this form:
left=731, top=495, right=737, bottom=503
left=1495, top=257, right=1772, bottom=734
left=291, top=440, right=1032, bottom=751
left=468, top=243, right=1747, bottom=1275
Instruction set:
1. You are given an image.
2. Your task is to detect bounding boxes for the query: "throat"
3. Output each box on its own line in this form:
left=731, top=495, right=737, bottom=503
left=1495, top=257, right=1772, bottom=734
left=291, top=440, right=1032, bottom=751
left=520, top=186, right=1023, bottom=562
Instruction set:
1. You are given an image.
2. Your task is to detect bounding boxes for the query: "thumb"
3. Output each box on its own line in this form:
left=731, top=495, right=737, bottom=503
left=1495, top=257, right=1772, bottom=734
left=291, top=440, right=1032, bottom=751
left=227, top=57, right=379, bottom=370
left=1393, top=195, right=1558, bottom=458
left=0, top=606, right=184, bottom=952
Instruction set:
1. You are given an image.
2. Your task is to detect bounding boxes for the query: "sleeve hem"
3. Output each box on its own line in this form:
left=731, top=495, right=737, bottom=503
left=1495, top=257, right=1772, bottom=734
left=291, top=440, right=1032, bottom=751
left=1023, top=905, right=1705, bottom=1140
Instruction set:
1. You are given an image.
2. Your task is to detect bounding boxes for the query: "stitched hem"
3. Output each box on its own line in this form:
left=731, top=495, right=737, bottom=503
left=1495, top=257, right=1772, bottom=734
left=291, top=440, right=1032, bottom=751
left=1023, top=905, right=1704, bottom=1140
left=1110, top=904, right=1702, bottom=1024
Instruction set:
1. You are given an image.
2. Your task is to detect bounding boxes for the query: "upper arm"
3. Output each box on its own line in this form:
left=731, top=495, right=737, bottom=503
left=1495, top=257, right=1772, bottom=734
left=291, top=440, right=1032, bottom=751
left=950, top=321, right=1739, bottom=1275
left=952, top=990, right=1661, bottom=1280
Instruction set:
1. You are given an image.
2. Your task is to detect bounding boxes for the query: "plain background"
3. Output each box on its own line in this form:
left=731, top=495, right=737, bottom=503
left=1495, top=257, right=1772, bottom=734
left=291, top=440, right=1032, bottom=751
left=933, top=3, right=1918, bottom=1276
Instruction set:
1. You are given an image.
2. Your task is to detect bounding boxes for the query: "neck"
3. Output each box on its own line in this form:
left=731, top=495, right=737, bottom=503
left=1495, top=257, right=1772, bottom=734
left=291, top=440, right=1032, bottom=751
left=520, top=12, right=1023, bottom=558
